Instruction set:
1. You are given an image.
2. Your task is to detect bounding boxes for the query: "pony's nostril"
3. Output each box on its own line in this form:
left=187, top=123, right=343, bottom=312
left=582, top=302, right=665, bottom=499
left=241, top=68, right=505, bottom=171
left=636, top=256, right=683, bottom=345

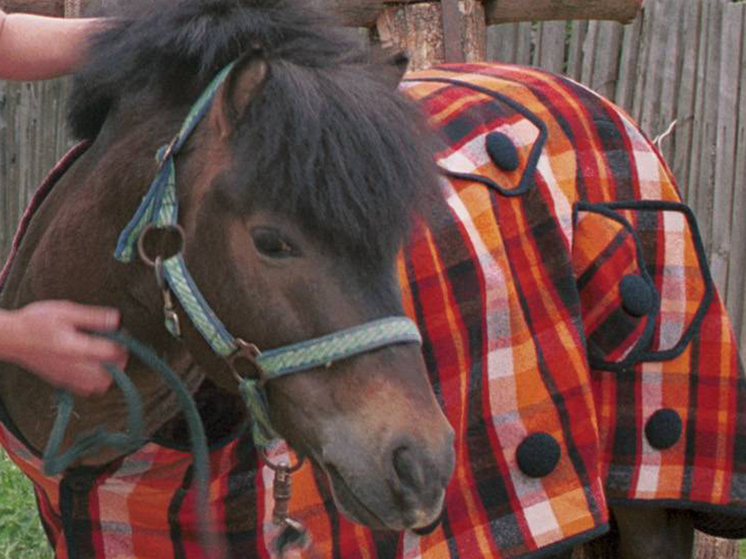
left=392, top=445, right=427, bottom=495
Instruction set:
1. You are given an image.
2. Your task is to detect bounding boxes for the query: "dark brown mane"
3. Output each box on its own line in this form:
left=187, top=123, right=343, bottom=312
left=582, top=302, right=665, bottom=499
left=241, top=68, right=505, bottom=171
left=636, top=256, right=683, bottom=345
left=69, top=0, right=440, bottom=263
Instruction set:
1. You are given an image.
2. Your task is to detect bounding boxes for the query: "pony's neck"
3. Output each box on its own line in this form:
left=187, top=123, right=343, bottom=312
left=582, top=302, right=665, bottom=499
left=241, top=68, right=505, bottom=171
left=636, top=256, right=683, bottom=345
left=0, top=98, right=208, bottom=465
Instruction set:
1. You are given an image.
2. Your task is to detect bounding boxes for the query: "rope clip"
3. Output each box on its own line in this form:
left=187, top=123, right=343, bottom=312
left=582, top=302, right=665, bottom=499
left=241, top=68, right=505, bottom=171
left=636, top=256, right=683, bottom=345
left=155, top=257, right=182, bottom=339
left=261, top=450, right=309, bottom=553
left=137, top=224, right=186, bottom=339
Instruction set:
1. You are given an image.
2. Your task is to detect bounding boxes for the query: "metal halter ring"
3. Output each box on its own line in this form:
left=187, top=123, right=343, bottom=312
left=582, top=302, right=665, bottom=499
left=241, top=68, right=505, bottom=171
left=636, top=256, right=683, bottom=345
left=137, top=224, right=186, bottom=268
left=261, top=448, right=305, bottom=473
left=228, top=338, right=265, bottom=384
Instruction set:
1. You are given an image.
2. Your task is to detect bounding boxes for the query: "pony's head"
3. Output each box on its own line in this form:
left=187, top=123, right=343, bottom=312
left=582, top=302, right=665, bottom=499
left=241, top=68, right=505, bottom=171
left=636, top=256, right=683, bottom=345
left=71, top=0, right=454, bottom=531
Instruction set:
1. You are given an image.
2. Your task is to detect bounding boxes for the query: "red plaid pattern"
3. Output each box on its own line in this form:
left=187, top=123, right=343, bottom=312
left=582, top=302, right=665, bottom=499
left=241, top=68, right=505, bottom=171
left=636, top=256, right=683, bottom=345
left=2, top=63, right=744, bottom=558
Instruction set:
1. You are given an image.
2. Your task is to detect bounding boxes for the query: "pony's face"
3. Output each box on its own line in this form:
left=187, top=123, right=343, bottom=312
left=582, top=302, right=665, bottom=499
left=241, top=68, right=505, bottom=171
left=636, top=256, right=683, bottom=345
left=178, top=55, right=455, bottom=531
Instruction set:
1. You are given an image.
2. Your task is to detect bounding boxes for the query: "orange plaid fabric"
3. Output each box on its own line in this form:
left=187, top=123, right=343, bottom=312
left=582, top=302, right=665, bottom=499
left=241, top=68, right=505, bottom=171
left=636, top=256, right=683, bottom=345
left=2, top=63, right=745, bottom=558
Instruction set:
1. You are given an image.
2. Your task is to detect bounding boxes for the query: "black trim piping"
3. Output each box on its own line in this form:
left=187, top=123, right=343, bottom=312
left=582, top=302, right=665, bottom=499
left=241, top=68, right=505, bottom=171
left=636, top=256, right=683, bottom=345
left=573, top=202, right=659, bottom=372
left=404, top=76, right=547, bottom=197
left=574, top=200, right=713, bottom=371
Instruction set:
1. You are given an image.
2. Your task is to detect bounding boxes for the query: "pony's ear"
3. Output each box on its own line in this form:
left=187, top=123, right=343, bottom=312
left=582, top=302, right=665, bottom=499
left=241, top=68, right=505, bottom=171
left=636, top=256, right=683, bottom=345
left=211, top=51, right=268, bottom=139
left=372, top=50, right=410, bottom=89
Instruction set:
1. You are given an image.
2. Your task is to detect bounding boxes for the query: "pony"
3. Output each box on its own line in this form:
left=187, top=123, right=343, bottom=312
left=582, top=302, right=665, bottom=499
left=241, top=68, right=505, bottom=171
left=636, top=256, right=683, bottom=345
left=2, top=1, right=746, bottom=558
left=0, top=0, right=455, bottom=555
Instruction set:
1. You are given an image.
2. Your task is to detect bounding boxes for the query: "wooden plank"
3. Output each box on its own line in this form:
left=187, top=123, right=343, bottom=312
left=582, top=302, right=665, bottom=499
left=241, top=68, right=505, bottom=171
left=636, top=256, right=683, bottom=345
left=486, top=23, right=518, bottom=62
left=566, top=20, right=589, bottom=82
left=536, top=21, right=566, bottom=74
left=631, top=0, right=656, bottom=127
left=461, top=0, right=487, bottom=64
left=710, top=2, right=742, bottom=299
left=442, top=0, right=465, bottom=63
left=671, top=0, right=702, bottom=203
left=650, top=0, right=683, bottom=164
left=484, top=0, right=643, bottom=24
left=729, top=5, right=746, bottom=346
left=590, top=21, right=623, bottom=99
left=2, top=0, right=644, bottom=27
left=580, top=21, right=599, bottom=87
left=687, top=0, right=712, bottom=251
left=692, top=0, right=724, bottom=257
left=659, top=0, right=686, bottom=163
left=377, top=4, right=445, bottom=71
left=0, top=77, right=73, bottom=261
left=310, top=0, right=388, bottom=27
left=614, top=8, right=644, bottom=112
left=376, top=1, right=485, bottom=72
left=639, top=0, right=676, bottom=137
left=485, top=21, right=531, bottom=65
left=514, top=22, right=533, bottom=66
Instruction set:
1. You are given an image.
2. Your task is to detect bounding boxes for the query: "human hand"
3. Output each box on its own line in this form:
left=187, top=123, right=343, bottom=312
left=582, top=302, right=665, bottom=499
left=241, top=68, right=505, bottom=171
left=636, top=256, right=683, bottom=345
left=1, top=301, right=128, bottom=396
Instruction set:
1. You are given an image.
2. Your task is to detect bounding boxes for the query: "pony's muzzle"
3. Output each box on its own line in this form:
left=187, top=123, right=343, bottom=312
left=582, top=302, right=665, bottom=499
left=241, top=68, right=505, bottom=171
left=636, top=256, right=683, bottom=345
left=386, top=433, right=455, bottom=528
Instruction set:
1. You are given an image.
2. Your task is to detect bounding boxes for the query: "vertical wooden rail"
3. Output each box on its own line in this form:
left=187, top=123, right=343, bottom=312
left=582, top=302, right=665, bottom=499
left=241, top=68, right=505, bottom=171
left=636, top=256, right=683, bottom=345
left=64, top=0, right=80, bottom=17
left=376, top=0, right=485, bottom=71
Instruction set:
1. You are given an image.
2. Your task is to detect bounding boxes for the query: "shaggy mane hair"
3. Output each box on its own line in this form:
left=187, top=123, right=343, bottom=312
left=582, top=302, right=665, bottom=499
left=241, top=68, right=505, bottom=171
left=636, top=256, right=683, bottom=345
left=70, top=0, right=440, bottom=263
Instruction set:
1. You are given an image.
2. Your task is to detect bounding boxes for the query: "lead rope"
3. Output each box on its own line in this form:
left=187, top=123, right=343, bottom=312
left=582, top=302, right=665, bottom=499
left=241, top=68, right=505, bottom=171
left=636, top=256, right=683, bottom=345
left=42, top=331, right=223, bottom=557
left=42, top=329, right=312, bottom=557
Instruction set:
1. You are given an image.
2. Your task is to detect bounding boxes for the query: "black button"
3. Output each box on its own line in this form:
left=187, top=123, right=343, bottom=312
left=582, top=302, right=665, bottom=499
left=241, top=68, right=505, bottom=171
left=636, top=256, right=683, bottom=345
left=645, top=408, right=682, bottom=450
left=619, top=274, right=654, bottom=317
left=486, top=132, right=519, bottom=172
left=516, top=432, right=561, bottom=478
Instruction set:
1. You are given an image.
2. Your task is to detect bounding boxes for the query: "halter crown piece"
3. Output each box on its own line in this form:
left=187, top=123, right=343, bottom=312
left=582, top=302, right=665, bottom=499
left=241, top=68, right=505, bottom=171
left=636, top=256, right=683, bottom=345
left=114, top=61, right=423, bottom=448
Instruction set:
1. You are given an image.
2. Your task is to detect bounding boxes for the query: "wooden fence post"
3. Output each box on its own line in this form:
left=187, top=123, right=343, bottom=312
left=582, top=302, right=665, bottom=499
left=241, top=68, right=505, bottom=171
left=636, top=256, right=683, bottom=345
left=694, top=532, right=740, bottom=559
left=376, top=0, right=486, bottom=71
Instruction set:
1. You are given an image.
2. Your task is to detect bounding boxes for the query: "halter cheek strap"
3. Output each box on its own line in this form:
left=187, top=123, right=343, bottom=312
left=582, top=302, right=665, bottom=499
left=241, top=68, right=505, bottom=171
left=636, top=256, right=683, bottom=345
left=113, top=61, right=423, bottom=448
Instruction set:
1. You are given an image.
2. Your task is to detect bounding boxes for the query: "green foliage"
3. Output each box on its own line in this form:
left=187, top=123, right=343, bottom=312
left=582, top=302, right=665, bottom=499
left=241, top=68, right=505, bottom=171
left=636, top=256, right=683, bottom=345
left=0, top=450, right=52, bottom=559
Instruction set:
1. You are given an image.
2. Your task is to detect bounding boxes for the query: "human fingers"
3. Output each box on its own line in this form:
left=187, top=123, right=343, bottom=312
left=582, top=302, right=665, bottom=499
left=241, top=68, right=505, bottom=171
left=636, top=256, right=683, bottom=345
left=61, top=362, right=114, bottom=396
left=58, top=328, right=127, bottom=364
left=56, top=302, right=121, bottom=332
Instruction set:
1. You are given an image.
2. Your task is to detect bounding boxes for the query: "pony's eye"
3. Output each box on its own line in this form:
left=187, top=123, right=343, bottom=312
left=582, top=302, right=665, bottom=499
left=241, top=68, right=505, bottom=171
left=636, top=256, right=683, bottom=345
left=251, top=227, right=296, bottom=258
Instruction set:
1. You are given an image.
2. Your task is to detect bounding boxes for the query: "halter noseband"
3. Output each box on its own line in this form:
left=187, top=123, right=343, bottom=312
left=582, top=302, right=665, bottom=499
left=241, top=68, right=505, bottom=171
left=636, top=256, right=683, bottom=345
left=113, top=61, right=423, bottom=447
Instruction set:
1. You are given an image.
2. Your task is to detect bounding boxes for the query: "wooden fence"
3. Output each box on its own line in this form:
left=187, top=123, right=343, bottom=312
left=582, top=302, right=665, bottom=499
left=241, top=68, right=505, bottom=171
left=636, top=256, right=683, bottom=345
left=0, top=78, right=74, bottom=261
left=487, top=0, right=746, bottom=355
left=1, top=0, right=745, bottom=357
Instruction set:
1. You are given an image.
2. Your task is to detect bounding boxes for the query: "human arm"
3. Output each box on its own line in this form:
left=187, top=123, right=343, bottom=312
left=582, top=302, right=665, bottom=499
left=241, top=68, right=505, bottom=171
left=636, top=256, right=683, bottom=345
left=0, top=9, right=102, bottom=80
left=0, top=301, right=127, bottom=395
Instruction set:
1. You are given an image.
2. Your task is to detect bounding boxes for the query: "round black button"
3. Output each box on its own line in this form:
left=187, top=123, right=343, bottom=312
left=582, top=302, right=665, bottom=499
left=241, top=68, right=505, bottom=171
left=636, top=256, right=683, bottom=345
left=619, top=274, right=654, bottom=317
left=516, top=432, right=561, bottom=478
left=486, top=132, right=520, bottom=172
left=645, top=408, right=682, bottom=450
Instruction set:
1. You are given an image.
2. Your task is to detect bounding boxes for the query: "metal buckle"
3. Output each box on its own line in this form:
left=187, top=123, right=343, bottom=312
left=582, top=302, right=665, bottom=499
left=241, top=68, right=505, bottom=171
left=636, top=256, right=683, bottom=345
left=228, top=338, right=265, bottom=385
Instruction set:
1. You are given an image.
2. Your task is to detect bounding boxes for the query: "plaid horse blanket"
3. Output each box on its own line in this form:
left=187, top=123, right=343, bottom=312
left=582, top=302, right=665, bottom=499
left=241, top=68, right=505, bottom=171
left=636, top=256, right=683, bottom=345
left=1, top=62, right=745, bottom=558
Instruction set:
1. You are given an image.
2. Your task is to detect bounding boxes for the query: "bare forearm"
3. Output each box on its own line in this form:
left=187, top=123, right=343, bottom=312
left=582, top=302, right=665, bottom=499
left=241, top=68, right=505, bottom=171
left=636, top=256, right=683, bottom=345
left=0, top=11, right=102, bottom=80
